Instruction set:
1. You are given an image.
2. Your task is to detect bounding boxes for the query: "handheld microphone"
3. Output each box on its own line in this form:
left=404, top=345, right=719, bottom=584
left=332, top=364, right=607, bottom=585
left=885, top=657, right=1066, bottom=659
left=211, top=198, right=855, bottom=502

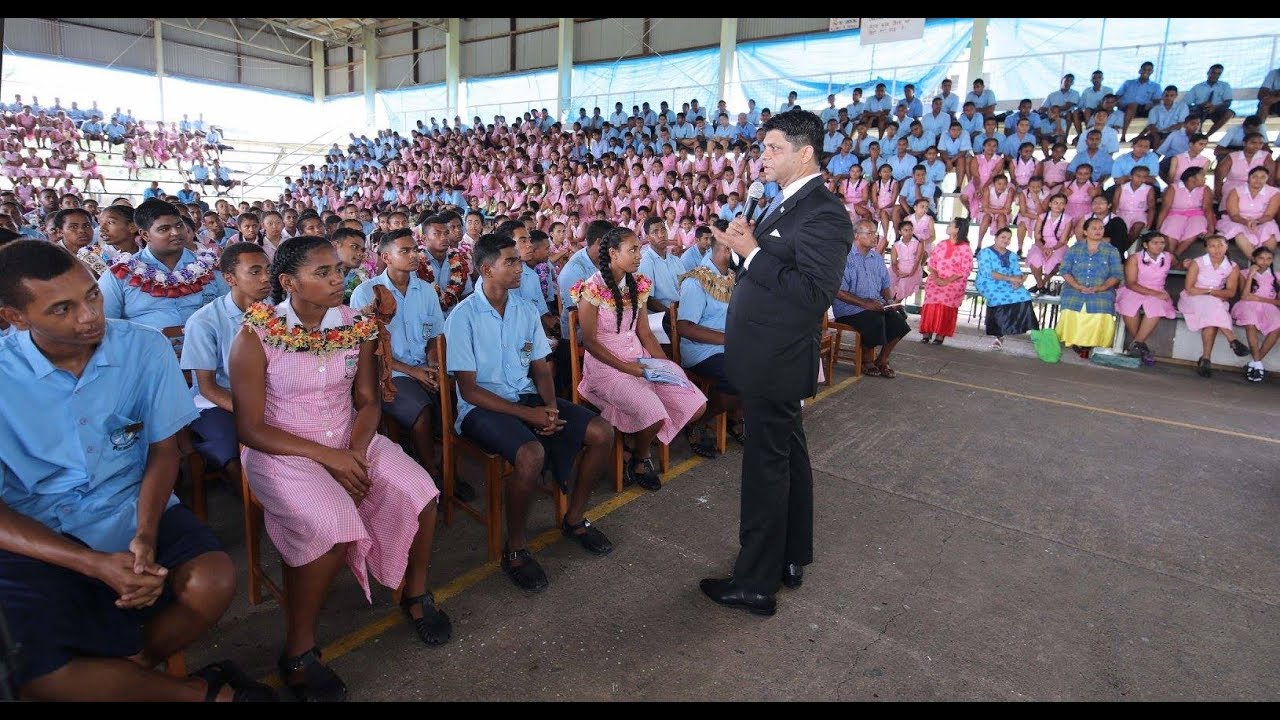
left=734, top=181, right=767, bottom=266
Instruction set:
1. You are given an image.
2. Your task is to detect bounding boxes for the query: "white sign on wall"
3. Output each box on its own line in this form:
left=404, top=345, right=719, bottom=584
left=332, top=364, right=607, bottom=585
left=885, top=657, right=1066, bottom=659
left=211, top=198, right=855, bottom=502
left=828, top=18, right=861, bottom=32
left=860, top=18, right=925, bottom=45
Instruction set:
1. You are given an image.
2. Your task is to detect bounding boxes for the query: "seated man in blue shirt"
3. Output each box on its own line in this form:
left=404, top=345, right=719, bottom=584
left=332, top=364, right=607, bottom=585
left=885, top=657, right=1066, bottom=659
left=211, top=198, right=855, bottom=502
left=444, top=234, right=617, bottom=591
left=676, top=232, right=742, bottom=454
left=493, top=220, right=556, bottom=337
left=349, top=228, right=476, bottom=504
left=637, top=215, right=686, bottom=338
left=832, top=220, right=910, bottom=377
left=181, top=242, right=271, bottom=501
left=100, top=200, right=228, bottom=332
left=1185, top=63, right=1235, bottom=136
left=1116, top=61, right=1162, bottom=142
left=0, top=240, right=274, bottom=701
left=553, top=219, right=612, bottom=394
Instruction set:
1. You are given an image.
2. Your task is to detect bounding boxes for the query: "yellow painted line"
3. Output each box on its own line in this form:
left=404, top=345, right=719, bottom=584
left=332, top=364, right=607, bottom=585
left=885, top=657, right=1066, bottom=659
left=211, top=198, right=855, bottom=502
left=898, top=370, right=1280, bottom=445
left=260, top=371, right=863, bottom=684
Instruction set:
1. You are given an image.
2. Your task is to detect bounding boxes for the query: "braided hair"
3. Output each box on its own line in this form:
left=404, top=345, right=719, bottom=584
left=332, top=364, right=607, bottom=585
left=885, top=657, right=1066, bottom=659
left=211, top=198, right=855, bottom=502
left=1248, top=246, right=1279, bottom=297
left=595, top=226, right=640, bottom=333
left=269, top=235, right=332, bottom=304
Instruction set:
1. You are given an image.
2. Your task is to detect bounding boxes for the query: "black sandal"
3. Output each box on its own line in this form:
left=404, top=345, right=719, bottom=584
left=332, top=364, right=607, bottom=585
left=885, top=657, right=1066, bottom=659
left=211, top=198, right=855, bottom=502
left=630, top=457, right=662, bottom=491
left=277, top=646, right=347, bottom=703
left=501, top=544, right=549, bottom=592
left=399, top=591, right=452, bottom=646
left=193, top=660, right=278, bottom=702
left=684, top=426, right=720, bottom=459
left=728, top=420, right=746, bottom=446
left=561, top=517, right=614, bottom=555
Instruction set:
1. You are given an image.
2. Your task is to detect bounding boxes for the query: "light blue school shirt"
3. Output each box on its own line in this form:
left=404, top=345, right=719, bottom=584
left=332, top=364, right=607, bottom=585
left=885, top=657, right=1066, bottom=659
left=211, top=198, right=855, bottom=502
left=886, top=152, right=919, bottom=182
left=639, top=244, right=685, bottom=304
left=1156, top=130, right=1193, bottom=158
left=482, top=263, right=551, bottom=315
left=1079, top=85, right=1112, bottom=111
left=143, top=187, right=163, bottom=201
left=1001, top=131, right=1037, bottom=158
left=0, top=320, right=199, bottom=553
left=921, top=159, right=947, bottom=186
left=826, top=151, right=858, bottom=177
left=854, top=135, right=879, bottom=156
left=191, top=165, right=209, bottom=181
left=1111, top=151, right=1159, bottom=181
left=937, top=132, right=972, bottom=156
left=677, top=265, right=731, bottom=367
left=421, top=251, right=475, bottom=314
left=1184, top=81, right=1232, bottom=109
left=958, top=112, right=984, bottom=137
left=1043, top=89, right=1081, bottom=110
left=1003, top=112, right=1038, bottom=132
left=558, top=247, right=597, bottom=340
left=898, top=177, right=939, bottom=212
left=779, top=103, right=796, bottom=115
left=681, top=245, right=706, bottom=272
left=819, top=106, right=841, bottom=125
left=864, top=95, right=894, bottom=114
left=906, top=133, right=934, bottom=156
left=80, top=120, right=102, bottom=135
left=1067, top=148, right=1114, bottom=180
left=177, top=189, right=197, bottom=204
left=180, top=292, right=249, bottom=405
left=822, top=131, right=845, bottom=154
left=1117, top=78, right=1161, bottom=107
left=670, top=122, right=695, bottom=140
left=845, top=100, right=866, bottom=120
left=105, top=123, right=126, bottom=140
left=746, top=109, right=762, bottom=125
left=718, top=203, right=744, bottom=222
left=939, top=92, right=960, bottom=116
left=1148, top=101, right=1189, bottom=132
left=860, top=156, right=888, bottom=178
left=896, top=97, right=923, bottom=119
left=1039, top=116, right=1068, bottom=139
left=1074, top=126, right=1120, bottom=155
left=99, top=247, right=228, bottom=331
left=610, top=111, right=630, bottom=127
left=350, top=272, right=444, bottom=377
left=920, top=111, right=950, bottom=143
left=1262, top=69, right=1280, bottom=92
left=966, top=89, right=997, bottom=109
left=443, top=288, right=550, bottom=432
left=734, top=122, right=756, bottom=141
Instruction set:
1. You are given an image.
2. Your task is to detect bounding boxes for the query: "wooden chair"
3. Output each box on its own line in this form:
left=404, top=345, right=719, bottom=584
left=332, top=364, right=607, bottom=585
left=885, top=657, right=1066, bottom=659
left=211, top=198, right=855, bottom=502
left=435, top=335, right=567, bottom=560
left=566, top=310, right=658, bottom=490
left=239, top=450, right=285, bottom=606
left=827, top=315, right=863, bottom=378
left=666, top=305, right=727, bottom=454
left=819, top=316, right=838, bottom=386
left=165, top=325, right=215, bottom=521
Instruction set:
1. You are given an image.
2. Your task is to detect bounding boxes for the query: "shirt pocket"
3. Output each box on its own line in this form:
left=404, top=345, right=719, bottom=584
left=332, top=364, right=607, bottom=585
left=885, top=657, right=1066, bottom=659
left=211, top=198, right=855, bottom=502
left=95, top=412, right=146, bottom=489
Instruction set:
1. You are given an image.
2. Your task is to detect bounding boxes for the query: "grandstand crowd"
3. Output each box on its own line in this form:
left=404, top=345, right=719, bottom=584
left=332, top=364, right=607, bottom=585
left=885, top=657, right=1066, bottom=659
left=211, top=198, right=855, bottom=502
left=1, top=56, right=1279, bottom=702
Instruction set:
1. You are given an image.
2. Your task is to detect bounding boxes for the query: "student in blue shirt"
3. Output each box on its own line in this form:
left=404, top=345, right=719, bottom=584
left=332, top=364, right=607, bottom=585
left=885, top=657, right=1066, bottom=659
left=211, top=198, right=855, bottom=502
left=920, top=97, right=950, bottom=144
left=819, top=94, right=841, bottom=126
left=1111, top=136, right=1160, bottom=188
left=779, top=91, right=799, bottom=115
left=967, top=78, right=997, bottom=118
left=826, top=137, right=859, bottom=179
left=181, top=242, right=271, bottom=496
left=1116, top=61, right=1162, bottom=142
left=681, top=224, right=716, bottom=272
left=1074, top=109, right=1120, bottom=155
left=1182, top=61, right=1237, bottom=134
left=938, top=122, right=973, bottom=186
left=905, top=121, right=934, bottom=159
left=0, top=240, right=273, bottom=701
left=1042, top=73, right=1083, bottom=134
left=895, top=164, right=939, bottom=222
left=676, top=233, right=743, bottom=453
left=1141, top=85, right=1189, bottom=149
left=444, top=233, right=617, bottom=591
left=822, top=119, right=845, bottom=155
left=938, top=78, right=960, bottom=118
left=896, top=84, right=924, bottom=120
left=746, top=99, right=762, bottom=126
left=957, top=102, right=984, bottom=141
left=717, top=192, right=744, bottom=222
left=637, top=215, right=686, bottom=316
left=920, top=146, right=948, bottom=187
left=886, top=138, right=920, bottom=182
left=864, top=84, right=894, bottom=131
left=1068, top=129, right=1115, bottom=184
left=349, top=228, right=475, bottom=503
left=845, top=88, right=866, bottom=124
left=177, top=183, right=198, bottom=205
left=493, top=219, right=553, bottom=324
left=99, top=200, right=227, bottom=331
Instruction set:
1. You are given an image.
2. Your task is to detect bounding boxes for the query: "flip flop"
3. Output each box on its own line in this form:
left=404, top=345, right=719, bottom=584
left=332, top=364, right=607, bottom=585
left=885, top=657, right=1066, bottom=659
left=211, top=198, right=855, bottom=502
left=878, top=365, right=897, bottom=379
left=863, top=364, right=883, bottom=377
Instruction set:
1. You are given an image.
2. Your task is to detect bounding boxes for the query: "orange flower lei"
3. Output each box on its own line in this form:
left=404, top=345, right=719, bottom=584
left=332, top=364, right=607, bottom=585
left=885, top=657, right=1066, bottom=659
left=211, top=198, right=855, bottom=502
left=242, top=302, right=378, bottom=355
left=416, top=248, right=471, bottom=310
left=569, top=273, right=653, bottom=309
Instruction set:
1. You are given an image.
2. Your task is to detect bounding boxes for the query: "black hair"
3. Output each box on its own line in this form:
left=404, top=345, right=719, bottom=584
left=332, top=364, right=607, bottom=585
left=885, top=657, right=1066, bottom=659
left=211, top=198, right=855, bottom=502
left=220, top=241, right=269, bottom=275
left=377, top=227, right=415, bottom=253
left=1138, top=231, right=1169, bottom=267
left=494, top=219, right=526, bottom=238
left=1249, top=246, right=1280, bottom=297
left=1179, top=165, right=1204, bottom=185
left=53, top=207, right=92, bottom=229
left=472, top=232, right=515, bottom=271
left=269, top=236, right=332, bottom=304
left=237, top=211, right=260, bottom=225
left=98, top=205, right=134, bottom=224
left=528, top=229, right=548, bottom=245
left=436, top=209, right=461, bottom=225
left=584, top=219, right=614, bottom=248
left=134, top=198, right=182, bottom=232
left=642, top=215, right=666, bottom=233
left=0, top=228, right=21, bottom=247
left=596, top=226, right=640, bottom=333
left=1041, top=193, right=1069, bottom=239
left=331, top=226, right=366, bottom=247
left=0, top=239, right=80, bottom=308
left=761, top=111, right=824, bottom=168
left=953, top=217, right=971, bottom=244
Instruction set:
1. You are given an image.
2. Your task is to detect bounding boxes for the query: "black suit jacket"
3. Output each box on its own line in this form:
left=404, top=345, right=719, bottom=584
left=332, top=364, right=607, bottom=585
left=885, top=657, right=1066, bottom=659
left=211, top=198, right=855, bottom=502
left=725, top=176, right=853, bottom=401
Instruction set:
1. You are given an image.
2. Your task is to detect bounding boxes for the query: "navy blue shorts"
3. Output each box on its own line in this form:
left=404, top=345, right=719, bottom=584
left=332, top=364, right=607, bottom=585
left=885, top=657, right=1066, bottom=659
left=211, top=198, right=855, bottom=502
left=688, top=353, right=738, bottom=395
left=384, top=375, right=439, bottom=430
left=0, top=504, right=223, bottom=687
left=189, top=406, right=239, bottom=469
left=460, top=395, right=594, bottom=484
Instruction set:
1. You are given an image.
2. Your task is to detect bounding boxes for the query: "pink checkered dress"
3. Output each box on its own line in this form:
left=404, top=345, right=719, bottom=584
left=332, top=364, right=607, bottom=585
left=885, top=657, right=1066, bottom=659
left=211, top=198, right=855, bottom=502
left=241, top=302, right=437, bottom=601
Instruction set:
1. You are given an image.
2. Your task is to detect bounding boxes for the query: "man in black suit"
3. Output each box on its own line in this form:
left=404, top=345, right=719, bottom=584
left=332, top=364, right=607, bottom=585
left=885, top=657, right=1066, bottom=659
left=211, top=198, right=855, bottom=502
left=703, top=110, right=853, bottom=615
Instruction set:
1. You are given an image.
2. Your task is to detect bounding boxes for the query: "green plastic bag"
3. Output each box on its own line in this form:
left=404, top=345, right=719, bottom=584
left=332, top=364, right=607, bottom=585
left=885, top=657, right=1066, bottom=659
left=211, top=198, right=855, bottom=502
left=1029, top=328, right=1062, bottom=363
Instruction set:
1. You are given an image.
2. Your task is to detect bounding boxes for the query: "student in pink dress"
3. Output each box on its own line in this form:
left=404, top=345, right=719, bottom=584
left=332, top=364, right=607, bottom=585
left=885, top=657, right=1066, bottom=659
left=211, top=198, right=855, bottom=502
left=871, top=164, right=899, bottom=240
left=961, top=137, right=1005, bottom=217
left=976, top=174, right=1014, bottom=254
left=1168, top=133, right=1210, bottom=186
left=230, top=237, right=451, bottom=702
left=1116, top=232, right=1177, bottom=364
left=890, top=217, right=926, bottom=301
left=1063, top=164, right=1099, bottom=222
left=1176, top=234, right=1251, bottom=377
left=1114, top=166, right=1157, bottom=248
left=1008, top=142, right=1041, bottom=194
left=1028, top=193, right=1071, bottom=294
left=572, top=227, right=706, bottom=491
left=1015, top=175, right=1049, bottom=258
left=1041, top=142, right=1069, bottom=196
left=1217, top=166, right=1280, bottom=258
left=840, top=164, right=871, bottom=223
left=1214, top=132, right=1274, bottom=208
left=1156, top=166, right=1216, bottom=259
left=1232, top=246, right=1280, bottom=382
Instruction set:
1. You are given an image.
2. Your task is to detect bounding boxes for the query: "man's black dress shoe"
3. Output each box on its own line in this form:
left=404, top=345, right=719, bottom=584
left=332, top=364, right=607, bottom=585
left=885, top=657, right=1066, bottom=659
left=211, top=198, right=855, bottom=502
left=782, top=563, right=804, bottom=589
left=699, top=577, right=776, bottom=616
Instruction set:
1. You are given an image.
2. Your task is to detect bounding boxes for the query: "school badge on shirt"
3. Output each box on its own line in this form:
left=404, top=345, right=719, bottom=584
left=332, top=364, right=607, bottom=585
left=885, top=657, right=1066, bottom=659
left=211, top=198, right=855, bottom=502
left=520, top=340, right=533, bottom=367
left=110, top=421, right=144, bottom=451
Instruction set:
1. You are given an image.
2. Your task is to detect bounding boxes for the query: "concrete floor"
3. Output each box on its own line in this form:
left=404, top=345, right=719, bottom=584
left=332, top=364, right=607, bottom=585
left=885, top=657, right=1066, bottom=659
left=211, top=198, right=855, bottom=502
left=187, top=328, right=1280, bottom=701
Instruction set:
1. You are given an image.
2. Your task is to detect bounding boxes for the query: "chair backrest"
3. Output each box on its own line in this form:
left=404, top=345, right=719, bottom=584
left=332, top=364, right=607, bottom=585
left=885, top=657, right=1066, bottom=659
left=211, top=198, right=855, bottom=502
left=567, top=309, right=584, bottom=404
left=162, top=325, right=184, bottom=360
left=666, top=303, right=682, bottom=365
left=434, top=334, right=457, bottom=435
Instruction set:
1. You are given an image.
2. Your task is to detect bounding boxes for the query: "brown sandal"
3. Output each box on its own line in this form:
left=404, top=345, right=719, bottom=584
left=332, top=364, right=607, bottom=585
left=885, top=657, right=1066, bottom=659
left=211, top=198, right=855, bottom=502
left=878, top=365, right=897, bottom=379
left=863, top=364, right=883, bottom=377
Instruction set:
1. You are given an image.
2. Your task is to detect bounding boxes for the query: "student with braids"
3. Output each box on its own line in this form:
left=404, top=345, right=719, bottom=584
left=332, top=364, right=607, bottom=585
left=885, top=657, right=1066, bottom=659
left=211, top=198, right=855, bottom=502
left=572, top=227, right=707, bottom=491
left=230, top=237, right=452, bottom=702
left=445, top=234, right=618, bottom=593
left=1232, top=246, right=1280, bottom=382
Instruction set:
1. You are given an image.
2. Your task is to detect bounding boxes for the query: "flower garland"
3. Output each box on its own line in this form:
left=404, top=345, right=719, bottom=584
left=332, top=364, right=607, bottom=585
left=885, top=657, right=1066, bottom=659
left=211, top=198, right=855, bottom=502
left=677, top=266, right=734, bottom=304
left=569, top=273, right=652, bottom=310
left=76, top=242, right=119, bottom=279
left=416, top=248, right=471, bottom=310
left=534, top=261, right=557, bottom=303
left=242, top=302, right=379, bottom=355
left=109, top=249, right=219, bottom=298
